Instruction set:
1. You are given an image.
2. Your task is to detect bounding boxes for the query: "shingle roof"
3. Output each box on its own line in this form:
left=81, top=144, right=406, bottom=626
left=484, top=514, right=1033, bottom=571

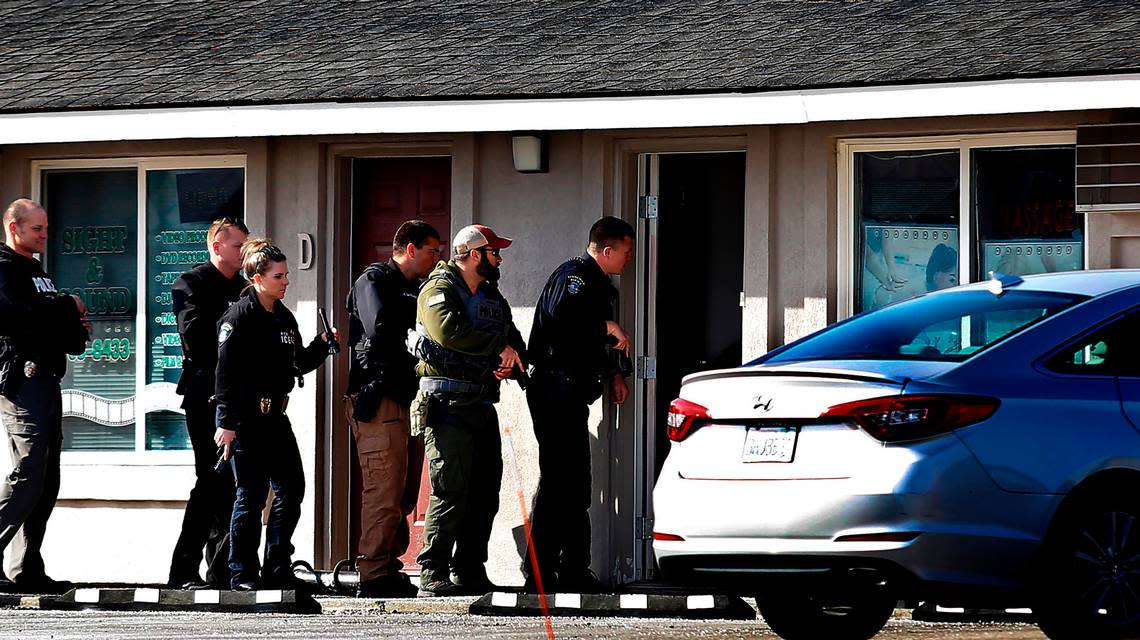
left=0, top=0, right=1136, bottom=113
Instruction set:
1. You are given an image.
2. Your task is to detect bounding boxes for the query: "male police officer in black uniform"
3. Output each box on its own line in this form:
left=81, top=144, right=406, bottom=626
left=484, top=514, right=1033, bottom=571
left=345, top=220, right=440, bottom=598
left=0, top=199, right=89, bottom=594
left=167, top=217, right=249, bottom=590
left=523, top=216, right=634, bottom=593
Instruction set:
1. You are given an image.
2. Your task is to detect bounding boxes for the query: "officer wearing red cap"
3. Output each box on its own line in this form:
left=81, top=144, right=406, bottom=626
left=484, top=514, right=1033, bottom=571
left=408, top=224, right=526, bottom=596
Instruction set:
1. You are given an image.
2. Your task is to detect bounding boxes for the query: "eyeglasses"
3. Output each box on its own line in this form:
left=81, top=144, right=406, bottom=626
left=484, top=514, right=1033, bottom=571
left=477, top=247, right=501, bottom=257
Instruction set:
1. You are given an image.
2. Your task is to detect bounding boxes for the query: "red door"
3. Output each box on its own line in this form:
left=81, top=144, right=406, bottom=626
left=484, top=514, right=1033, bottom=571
left=350, top=156, right=450, bottom=573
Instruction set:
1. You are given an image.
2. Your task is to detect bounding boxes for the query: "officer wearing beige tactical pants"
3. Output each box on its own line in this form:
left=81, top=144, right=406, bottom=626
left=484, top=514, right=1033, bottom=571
left=343, top=395, right=424, bottom=586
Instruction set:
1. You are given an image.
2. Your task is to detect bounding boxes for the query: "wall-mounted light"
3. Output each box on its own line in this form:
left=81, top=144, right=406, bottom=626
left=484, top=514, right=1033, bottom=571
left=511, top=133, right=548, bottom=173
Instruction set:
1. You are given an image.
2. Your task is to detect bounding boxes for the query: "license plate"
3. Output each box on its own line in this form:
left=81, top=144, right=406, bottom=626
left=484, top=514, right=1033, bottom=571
left=742, top=426, right=798, bottom=463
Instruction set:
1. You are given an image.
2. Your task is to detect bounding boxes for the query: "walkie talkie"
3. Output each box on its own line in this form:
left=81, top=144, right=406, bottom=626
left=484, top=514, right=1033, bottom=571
left=318, top=307, right=340, bottom=355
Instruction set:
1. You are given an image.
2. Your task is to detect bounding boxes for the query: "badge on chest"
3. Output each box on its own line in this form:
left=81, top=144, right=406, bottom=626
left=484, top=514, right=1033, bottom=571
left=280, top=331, right=297, bottom=346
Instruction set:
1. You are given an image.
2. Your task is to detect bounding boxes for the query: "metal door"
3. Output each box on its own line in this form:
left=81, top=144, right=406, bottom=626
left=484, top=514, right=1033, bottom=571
left=632, top=153, right=660, bottom=580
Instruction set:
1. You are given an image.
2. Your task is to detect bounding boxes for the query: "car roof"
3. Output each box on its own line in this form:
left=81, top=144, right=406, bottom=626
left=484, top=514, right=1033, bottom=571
left=948, top=269, right=1140, bottom=298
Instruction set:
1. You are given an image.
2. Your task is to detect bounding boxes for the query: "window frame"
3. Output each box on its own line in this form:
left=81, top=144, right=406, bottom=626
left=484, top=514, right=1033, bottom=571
left=838, top=131, right=1081, bottom=320
left=31, top=155, right=246, bottom=467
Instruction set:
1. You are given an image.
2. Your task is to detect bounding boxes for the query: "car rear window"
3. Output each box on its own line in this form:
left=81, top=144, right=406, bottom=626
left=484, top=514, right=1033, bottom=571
left=759, top=290, right=1087, bottom=364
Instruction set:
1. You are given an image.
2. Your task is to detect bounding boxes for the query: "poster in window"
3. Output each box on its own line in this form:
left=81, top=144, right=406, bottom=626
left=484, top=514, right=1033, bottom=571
left=982, top=240, right=1083, bottom=277
left=862, top=224, right=959, bottom=312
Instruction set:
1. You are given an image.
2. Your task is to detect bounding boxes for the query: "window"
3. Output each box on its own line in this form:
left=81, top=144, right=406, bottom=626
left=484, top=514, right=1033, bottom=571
left=35, top=157, right=245, bottom=453
left=1046, top=311, right=1140, bottom=377
left=841, top=133, right=1080, bottom=316
left=758, top=289, right=1086, bottom=364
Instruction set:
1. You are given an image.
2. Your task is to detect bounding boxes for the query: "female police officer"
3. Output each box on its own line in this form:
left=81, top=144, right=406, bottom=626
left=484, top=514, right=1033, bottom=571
left=213, top=239, right=335, bottom=591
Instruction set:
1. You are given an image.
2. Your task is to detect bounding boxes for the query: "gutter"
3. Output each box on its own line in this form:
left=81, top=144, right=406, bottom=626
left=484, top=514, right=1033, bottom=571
left=0, top=72, right=1137, bottom=144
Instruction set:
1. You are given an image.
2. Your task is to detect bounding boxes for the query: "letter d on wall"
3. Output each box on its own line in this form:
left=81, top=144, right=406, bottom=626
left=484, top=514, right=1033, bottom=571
left=297, top=233, right=314, bottom=270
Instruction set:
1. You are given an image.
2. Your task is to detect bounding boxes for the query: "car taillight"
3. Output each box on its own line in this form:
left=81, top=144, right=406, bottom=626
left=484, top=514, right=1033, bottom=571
left=819, top=394, right=999, bottom=443
left=667, top=398, right=710, bottom=442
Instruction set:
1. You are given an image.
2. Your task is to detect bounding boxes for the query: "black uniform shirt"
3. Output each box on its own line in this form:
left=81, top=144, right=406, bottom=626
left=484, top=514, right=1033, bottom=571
left=172, top=261, right=246, bottom=398
left=0, top=244, right=86, bottom=376
left=214, top=288, right=328, bottom=431
left=345, top=259, right=420, bottom=403
left=528, top=253, right=619, bottom=380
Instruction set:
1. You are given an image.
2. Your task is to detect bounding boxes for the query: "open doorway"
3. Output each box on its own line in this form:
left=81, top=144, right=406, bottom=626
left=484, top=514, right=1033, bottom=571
left=652, top=152, right=746, bottom=474
left=633, top=151, right=745, bottom=578
left=349, top=156, right=451, bottom=573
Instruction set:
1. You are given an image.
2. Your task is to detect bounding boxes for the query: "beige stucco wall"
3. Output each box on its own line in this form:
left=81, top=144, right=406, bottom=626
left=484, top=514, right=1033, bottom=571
left=0, top=106, right=1126, bottom=586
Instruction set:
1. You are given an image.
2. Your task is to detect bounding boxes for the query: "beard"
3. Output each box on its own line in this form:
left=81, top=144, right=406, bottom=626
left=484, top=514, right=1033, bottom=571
left=476, top=258, right=501, bottom=283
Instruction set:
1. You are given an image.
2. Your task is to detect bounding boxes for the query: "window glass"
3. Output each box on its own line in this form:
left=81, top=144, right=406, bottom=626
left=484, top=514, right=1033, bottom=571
left=1046, top=311, right=1140, bottom=377
left=855, top=150, right=960, bottom=313
left=43, top=169, right=138, bottom=451
left=144, top=168, right=244, bottom=450
left=760, top=289, right=1086, bottom=364
left=973, top=146, right=1080, bottom=279
left=41, top=162, right=245, bottom=452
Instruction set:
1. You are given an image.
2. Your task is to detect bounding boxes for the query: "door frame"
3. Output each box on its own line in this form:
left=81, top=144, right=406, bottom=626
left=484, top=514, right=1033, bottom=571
left=319, top=137, right=474, bottom=569
left=613, top=135, right=747, bottom=582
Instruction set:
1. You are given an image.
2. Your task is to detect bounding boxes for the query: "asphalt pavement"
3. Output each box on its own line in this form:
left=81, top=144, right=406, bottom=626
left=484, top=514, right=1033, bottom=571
left=0, top=606, right=1049, bottom=639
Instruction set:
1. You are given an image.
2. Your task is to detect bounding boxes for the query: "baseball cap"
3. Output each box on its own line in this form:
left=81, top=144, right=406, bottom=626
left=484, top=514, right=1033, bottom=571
left=453, top=224, right=513, bottom=254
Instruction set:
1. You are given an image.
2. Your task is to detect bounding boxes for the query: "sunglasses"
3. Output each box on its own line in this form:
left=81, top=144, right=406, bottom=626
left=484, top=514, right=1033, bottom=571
left=477, top=247, right=501, bottom=257
left=211, top=216, right=246, bottom=241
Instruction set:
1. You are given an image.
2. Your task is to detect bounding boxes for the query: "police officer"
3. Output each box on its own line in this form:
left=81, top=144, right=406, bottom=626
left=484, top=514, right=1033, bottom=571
left=409, top=224, right=525, bottom=597
left=167, top=217, right=249, bottom=590
left=213, top=239, right=335, bottom=591
left=523, top=216, right=634, bottom=593
left=345, top=220, right=440, bottom=598
left=0, top=199, right=89, bottom=594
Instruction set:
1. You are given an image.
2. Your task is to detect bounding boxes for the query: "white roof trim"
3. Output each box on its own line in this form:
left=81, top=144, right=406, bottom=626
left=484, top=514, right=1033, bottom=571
left=2, top=72, right=1138, bottom=144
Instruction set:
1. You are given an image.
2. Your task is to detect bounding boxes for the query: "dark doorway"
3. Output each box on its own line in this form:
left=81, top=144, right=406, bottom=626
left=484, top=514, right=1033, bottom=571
left=653, top=152, right=745, bottom=475
left=350, top=156, right=451, bottom=572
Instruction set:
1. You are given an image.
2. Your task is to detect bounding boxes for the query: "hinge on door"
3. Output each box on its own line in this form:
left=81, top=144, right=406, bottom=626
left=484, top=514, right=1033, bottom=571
left=638, top=195, right=659, bottom=219
left=739, top=291, right=746, bottom=308
left=636, top=356, right=657, bottom=379
left=635, top=516, right=655, bottom=540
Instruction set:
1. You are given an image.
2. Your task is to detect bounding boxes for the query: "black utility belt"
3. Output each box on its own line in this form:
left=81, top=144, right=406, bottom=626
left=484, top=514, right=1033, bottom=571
left=532, top=367, right=602, bottom=384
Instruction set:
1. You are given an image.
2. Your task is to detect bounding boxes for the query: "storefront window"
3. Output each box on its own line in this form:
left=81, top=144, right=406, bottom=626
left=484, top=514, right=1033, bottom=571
left=855, top=150, right=960, bottom=313
left=45, top=169, right=138, bottom=450
left=850, top=137, right=1079, bottom=315
left=40, top=161, right=245, bottom=453
left=973, top=146, right=1080, bottom=278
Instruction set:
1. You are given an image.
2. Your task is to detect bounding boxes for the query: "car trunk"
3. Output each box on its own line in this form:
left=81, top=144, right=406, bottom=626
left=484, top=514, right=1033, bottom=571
left=672, top=361, right=953, bottom=481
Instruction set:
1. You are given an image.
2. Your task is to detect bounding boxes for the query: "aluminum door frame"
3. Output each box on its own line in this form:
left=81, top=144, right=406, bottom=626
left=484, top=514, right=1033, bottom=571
left=633, top=152, right=660, bottom=580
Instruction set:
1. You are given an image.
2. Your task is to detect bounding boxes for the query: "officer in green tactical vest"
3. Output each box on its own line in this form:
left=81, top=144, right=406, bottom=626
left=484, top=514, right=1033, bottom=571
left=409, top=224, right=526, bottom=597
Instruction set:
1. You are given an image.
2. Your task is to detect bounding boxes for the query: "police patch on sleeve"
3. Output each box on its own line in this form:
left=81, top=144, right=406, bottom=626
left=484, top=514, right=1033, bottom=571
left=218, top=322, right=234, bottom=344
left=567, top=275, right=585, bottom=295
left=428, top=293, right=446, bottom=306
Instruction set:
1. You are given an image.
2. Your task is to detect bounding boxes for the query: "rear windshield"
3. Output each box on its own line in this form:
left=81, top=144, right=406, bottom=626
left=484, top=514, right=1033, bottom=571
left=758, top=289, right=1087, bottom=364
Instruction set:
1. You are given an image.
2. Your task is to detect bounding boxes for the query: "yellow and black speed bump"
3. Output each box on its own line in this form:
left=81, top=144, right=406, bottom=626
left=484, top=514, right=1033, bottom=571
left=45, top=588, right=321, bottom=614
left=469, top=592, right=755, bottom=620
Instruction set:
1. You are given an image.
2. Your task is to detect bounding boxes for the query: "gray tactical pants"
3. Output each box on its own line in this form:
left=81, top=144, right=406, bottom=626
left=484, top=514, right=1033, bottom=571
left=0, top=376, right=62, bottom=581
